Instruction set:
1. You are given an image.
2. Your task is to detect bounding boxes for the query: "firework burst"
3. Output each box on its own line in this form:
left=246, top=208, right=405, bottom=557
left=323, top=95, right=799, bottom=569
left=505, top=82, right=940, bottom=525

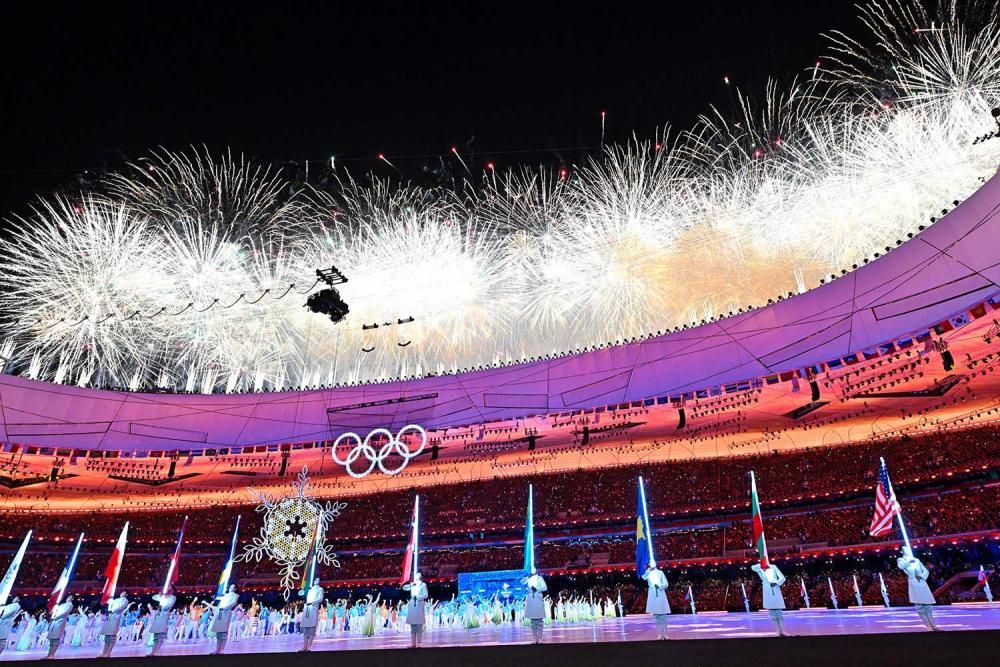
left=1, top=0, right=998, bottom=392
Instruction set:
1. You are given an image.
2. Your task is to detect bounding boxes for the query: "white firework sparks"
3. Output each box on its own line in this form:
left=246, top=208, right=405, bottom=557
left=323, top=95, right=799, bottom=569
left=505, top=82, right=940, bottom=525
left=0, top=0, right=998, bottom=392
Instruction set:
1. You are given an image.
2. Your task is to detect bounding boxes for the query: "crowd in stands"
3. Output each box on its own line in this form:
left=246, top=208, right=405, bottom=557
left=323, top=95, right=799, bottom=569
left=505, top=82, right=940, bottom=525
left=4, top=423, right=997, bottom=547
left=2, top=424, right=999, bottom=605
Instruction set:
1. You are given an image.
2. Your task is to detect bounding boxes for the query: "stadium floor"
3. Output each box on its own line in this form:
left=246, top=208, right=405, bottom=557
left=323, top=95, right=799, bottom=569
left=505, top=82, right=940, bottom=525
left=3, top=605, right=999, bottom=666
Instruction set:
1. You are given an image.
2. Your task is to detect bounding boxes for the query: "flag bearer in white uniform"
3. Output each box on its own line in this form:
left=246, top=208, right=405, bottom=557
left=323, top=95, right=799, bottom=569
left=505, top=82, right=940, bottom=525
left=148, top=588, right=176, bottom=656
left=209, top=585, right=239, bottom=654
left=897, top=547, right=938, bottom=631
left=0, top=597, right=22, bottom=656
left=642, top=562, right=670, bottom=639
left=99, top=592, right=130, bottom=657
left=45, top=595, right=74, bottom=660
left=300, top=577, right=324, bottom=652
left=403, top=572, right=428, bottom=648
left=521, top=569, right=548, bottom=644
left=751, top=563, right=788, bottom=636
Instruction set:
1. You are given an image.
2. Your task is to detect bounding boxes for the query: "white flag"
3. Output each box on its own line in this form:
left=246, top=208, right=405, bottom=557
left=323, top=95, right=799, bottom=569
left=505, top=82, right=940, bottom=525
left=0, top=531, right=31, bottom=606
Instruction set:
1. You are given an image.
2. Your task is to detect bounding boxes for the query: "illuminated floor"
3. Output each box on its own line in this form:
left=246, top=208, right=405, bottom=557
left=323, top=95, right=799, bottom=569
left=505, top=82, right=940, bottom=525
left=3, top=604, right=1000, bottom=661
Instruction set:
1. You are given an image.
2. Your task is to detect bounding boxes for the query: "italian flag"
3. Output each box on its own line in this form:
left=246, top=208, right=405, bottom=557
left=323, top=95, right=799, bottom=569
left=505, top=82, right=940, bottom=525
left=750, top=471, right=770, bottom=569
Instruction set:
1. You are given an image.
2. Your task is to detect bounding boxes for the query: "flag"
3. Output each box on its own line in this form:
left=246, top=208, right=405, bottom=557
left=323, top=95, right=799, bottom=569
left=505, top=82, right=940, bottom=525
left=299, top=517, right=321, bottom=594
left=48, top=532, right=84, bottom=613
left=162, top=517, right=188, bottom=595
left=636, top=477, right=653, bottom=577
left=400, top=495, right=419, bottom=585
left=523, top=484, right=535, bottom=572
left=0, top=531, right=31, bottom=607
left=869, top=458, right=901, bottom=537
left=100, top=523, right=129, bottom=605
left=749, top=471, right=769, bottom=569
left=216, top=516, right=241, bottom=598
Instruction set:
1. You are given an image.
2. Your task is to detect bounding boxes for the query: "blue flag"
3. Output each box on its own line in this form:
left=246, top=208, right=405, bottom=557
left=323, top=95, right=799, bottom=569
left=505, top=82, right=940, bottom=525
left=636, top=477, right=653, bottom=577
left=524, top=484, right=535, bottom=572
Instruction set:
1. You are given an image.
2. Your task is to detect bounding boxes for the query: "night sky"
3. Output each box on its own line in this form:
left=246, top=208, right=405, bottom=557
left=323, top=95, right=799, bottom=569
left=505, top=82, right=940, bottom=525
left=0, top=0, right=858, bottom=217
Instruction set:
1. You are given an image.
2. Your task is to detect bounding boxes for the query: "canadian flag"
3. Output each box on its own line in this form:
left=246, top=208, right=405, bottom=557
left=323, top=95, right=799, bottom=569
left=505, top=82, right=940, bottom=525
left=100, top=523, right=129, bottom=605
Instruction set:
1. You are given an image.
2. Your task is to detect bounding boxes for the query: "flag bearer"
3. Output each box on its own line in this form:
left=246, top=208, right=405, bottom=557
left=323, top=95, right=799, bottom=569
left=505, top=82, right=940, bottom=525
left=522, top=569, right=548, bottom=644
left=897, top=547, right=939, bottom=631
left=99, top=592, right=130, bottom=658
left=642, top=562, right=670, bottom=639
left=751, top=563, right=788, bottom=636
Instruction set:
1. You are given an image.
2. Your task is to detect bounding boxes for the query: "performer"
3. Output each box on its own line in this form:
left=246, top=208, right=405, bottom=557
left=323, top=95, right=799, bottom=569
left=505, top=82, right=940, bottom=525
left=750, top=563, right=787, bottom=637
left=45, top=594, right=74, bottom=660
left=403, top=572, right=429, bottom=648
left=0, top=596, right=22, bottom=656
left=299, top=577, right=324, bottom=652
left=521, top=568, right=548, bottom=644
left=99, top=592, right=130, bottom=658
left=897, top=546, right=939, bottom=631
left=209, top=585, right=239, bottom=654
left=148, top=587, right=176, bottom=656
left=638, top=479, right=669, bottom=638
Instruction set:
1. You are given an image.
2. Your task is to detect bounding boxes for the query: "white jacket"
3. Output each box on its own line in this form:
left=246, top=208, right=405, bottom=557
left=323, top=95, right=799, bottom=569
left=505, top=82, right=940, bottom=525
left=403, top=581, right=428, bottom=625
left=752, top=564, right=787, bottom=610
left=642, top=568, right=671, bottom=615
left=149, top=594, right=175, bottom=634
left=211, top=591, right=239, bottom=633
left=897, top=556, right=936, bottom=605
left=521, top=574, right=548, bottom=620
left=100, top=597, right=129, bottom=636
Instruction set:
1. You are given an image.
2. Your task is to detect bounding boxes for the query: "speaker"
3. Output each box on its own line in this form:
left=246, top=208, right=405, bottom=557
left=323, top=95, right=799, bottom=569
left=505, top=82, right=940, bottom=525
left=581, top=426, right=590, bottom=446
left=167, top=460, right=177, bottom=479
left=528, top=435, right=537, bottom=451
left=941, top=349, right=955, bottom=371
left=677, top=408, right=687, bottom=430
left=431, top=444, right=440, bottom=460
left=278, top=451, right=290, bottom=477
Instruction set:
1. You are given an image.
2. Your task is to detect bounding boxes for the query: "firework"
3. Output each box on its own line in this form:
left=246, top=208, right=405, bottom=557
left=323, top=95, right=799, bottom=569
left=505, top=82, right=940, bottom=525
left=0, top=0, right=998, bottom=392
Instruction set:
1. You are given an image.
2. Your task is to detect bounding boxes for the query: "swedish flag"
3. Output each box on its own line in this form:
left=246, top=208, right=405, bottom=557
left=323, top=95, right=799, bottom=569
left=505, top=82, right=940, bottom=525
left=636, top=477, right=652, bottom=577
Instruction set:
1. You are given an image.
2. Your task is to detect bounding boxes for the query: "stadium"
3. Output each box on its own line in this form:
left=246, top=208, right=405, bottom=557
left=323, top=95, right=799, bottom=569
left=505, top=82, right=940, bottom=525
left=2, top=1, right=1000, bottom=665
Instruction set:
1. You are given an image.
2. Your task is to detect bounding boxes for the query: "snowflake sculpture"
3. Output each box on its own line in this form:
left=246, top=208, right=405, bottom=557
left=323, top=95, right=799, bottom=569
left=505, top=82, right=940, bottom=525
left=237, top=466, right=347, bottom=598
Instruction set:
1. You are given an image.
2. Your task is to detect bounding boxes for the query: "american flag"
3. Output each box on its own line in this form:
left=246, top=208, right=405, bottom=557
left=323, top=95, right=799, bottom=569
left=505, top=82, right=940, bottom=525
left=869, top=459, right=900, bottom=537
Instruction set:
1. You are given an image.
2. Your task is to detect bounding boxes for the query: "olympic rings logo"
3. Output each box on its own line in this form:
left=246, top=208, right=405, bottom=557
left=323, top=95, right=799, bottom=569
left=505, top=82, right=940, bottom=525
left=331, top=424, right=427, bottom=478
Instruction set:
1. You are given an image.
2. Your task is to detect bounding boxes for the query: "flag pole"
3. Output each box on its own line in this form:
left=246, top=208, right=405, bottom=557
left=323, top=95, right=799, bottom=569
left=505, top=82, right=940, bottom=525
left=638, top=476, right=655, bottom=564
left=881, top=457, right=911, bottom=551
left=218, top=515, right=240, bottom=595
left=163, top=516, right=188, bottom=596
left=413, top=495, right=420, bottom=583
left=526, top=484, right=535, bottom=572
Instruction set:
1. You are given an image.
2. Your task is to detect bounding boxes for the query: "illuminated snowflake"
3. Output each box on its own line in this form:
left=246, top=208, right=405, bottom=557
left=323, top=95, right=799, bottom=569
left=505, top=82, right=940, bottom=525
left=237, top=466, right=346, bottom=598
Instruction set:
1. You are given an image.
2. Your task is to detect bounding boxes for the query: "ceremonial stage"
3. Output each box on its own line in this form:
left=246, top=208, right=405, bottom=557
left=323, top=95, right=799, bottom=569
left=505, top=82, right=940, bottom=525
left=3, top=605, right=999, bottom=666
